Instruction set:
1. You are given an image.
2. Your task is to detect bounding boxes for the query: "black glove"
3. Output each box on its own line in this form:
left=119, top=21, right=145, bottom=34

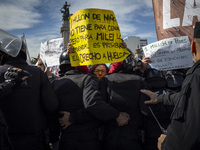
left=4, top=68, right=23, bottom=85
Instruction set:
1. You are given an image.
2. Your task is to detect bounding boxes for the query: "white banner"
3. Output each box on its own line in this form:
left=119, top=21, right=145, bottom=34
left=142, top=36, right=193, bottom=70
left=40, top=38, right=64, bottom=67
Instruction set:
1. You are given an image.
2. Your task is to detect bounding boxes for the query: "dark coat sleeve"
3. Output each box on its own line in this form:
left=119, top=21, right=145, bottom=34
left=157, top=92, right=180, bottom=106
left=83, top=76, right=120, bottom=121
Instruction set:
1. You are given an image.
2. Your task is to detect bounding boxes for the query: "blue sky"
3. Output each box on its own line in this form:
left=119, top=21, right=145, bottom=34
left=0, top=0, right=157, bottom=58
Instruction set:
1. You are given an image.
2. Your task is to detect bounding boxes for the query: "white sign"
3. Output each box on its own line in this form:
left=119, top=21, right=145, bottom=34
left=142, top=36, right=193, bottom=70
left=40, top=38, right=64, bottom=67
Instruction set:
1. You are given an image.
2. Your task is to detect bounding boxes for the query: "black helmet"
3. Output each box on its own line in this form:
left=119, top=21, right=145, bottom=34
left=59, top=49, right=70, bottom=65
left=165, top=70, right=185, bottom=89
left=145, top=68, right=165, bottom=79
left=59, top=49, right=72, bottom=75
left=144, top=68, right=167, bottom=89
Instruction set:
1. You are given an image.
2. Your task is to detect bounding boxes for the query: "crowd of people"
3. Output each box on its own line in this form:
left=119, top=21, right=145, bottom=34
left=0, top=22, right=200, bottom=150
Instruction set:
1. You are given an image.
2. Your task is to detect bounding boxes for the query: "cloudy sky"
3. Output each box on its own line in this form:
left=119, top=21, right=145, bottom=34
left=0, top=0, right=157, bottom=58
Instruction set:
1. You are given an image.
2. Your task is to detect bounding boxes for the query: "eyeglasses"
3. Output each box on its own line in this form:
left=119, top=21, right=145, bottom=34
left=94, top=70, right=106, bottom=74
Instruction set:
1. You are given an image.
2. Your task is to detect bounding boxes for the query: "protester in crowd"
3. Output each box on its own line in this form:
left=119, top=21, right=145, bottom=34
left=53, top=49, right=129, bottom=150
left=141, top=22, right=200, bottom=150
left=36, top=53, right=58, bottom=83
left=83, top=52, right=150, bottom=150
left=143, top=68, right=174, bottom=150
left=90, top=64, right=109, bottom=80
left=0, top=29, right=60, bottom=150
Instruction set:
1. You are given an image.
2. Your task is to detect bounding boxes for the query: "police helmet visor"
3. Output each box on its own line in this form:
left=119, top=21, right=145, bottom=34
left=0, top=29, right=22, bottom=57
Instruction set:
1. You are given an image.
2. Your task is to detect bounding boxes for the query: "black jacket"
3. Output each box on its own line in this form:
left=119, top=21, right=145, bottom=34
left=85, top=72, right=150, bottom=129
left=53, top=70, right=101, bottom=133
left=0, top=58, right=59, bottom=140
left=158, top=59, right=200, bottom=150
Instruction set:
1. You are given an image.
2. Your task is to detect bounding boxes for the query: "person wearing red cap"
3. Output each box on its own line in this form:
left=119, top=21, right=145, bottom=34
left=141, top=22, right=200, bottom=150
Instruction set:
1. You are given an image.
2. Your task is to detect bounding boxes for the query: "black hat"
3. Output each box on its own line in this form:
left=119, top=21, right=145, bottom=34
left=194, top=22, right=200, bottom=38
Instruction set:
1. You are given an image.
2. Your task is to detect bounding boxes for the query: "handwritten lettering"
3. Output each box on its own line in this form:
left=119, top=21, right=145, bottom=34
left=94, top=24, right=107, bottom=30
left=93, top=13, right=101, bottom=20
left=107, top=51, right=130, bottom=61
left=96, top=33, right=114, bottom=41
left=108, top=25, right=119, bottom=31
left=74, top=44, right=89, bottom=52
left=102, top=42, right=124, bottom=48
left=75, top=24, right=92, bottom=34
left=79, top=52, right=101, bottom=63
left=71, top=13, right=90, bottom=24
left=150, top=41, right=168, bottom=49
left=104, top=14, right=116, bottom=22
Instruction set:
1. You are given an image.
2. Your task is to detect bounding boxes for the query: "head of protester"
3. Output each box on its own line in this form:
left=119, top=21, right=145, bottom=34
left=90, top=64, right=109, bottom=80
left=0, top=29, right=27, bottom=65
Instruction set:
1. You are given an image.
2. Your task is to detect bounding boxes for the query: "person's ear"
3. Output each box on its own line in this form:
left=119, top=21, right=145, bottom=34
left=191, top=40, right=196, bottom=54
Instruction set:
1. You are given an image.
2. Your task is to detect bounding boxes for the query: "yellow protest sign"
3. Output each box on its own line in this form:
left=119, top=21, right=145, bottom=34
left=69, top=8, right=130, bottom=66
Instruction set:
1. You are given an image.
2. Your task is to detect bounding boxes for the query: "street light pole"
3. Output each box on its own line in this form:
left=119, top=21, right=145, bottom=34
left=60, top=1, right=70, bottom=49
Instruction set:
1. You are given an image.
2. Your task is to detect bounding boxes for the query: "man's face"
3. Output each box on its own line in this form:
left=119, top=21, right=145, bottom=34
left=94, top=65, right=107, bottom=80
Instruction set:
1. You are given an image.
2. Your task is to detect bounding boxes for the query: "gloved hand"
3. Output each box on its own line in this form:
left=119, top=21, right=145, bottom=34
left=4, top=68, right=28, bottom=85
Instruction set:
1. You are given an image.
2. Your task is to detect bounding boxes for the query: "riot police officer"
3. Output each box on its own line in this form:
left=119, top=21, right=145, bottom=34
left=52, top=50, right=103, bottom=150
left=143, top=68, right=174, bottom=150
left=0, top=29, right=60, bottom=150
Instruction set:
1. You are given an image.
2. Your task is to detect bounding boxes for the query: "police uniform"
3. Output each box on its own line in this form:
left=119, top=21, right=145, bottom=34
left=84, top=72, right=150, bottom=150
left=158, top=59, right=200, bottom=150
left=0, top=58, right=60, bottom=150
left=156, top=22, right=200, bottom=149
left=53, top=69, right=102, bottom=150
